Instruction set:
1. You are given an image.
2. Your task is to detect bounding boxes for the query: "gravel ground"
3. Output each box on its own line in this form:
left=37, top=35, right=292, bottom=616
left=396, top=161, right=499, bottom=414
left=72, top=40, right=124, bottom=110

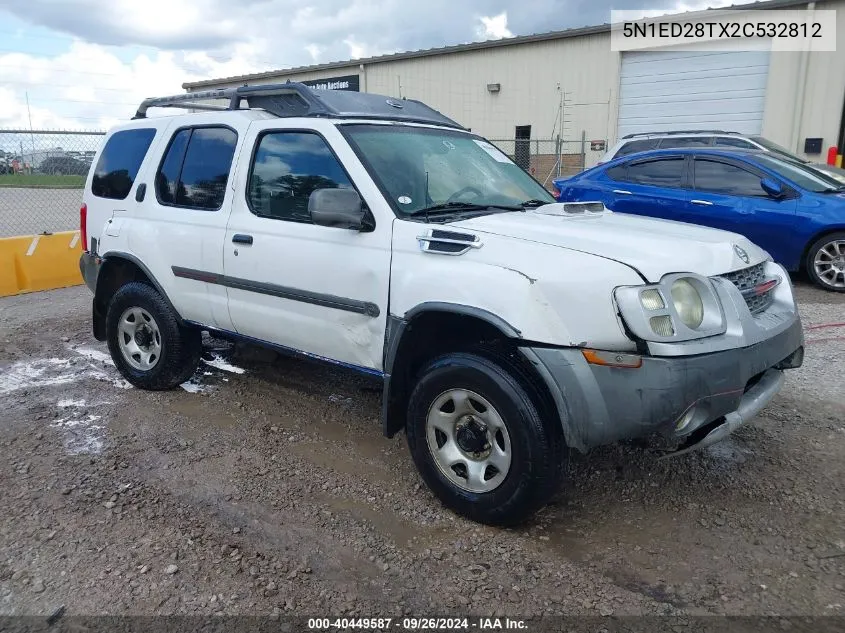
left=0, top=278, right=843, bottom=619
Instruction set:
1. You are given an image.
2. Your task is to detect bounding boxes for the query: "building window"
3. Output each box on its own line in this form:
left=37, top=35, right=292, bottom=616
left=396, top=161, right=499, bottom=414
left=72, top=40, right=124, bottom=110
left=514, top=125, right=531, bottom=171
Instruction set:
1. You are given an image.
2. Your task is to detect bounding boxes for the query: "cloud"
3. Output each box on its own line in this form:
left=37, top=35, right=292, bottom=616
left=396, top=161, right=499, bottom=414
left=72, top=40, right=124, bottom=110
left=343, top=38, right=370, bottom=60
left=305, top=44, right=324, bottom=63
left=0, top=40, right=266, bottom=129
left=0, top=0, right=735, bottom=129
left=478, top=12, right=514, bottom=39
left=612, top=0, right=737, bottom=21
left=0, top=0, right=242, bottom=49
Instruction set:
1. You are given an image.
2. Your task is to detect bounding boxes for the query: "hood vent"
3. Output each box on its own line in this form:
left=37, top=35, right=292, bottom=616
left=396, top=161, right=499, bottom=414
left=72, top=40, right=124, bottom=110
left=531, top=202, right=608, bottom=217
left=417, top=229, right=482, bottom=256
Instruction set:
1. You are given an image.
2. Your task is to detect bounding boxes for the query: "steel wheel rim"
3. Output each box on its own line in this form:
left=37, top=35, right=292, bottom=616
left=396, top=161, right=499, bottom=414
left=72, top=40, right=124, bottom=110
left=814, top=239, right=845, bottom=288
left=425, top=388, right=512, bottom=493
left=117, top=307, right=162, bottom=371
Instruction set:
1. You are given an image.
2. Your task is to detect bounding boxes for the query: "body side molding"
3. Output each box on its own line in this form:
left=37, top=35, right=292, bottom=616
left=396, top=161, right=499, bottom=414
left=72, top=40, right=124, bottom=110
left=171, top=266, right=381, bottom=317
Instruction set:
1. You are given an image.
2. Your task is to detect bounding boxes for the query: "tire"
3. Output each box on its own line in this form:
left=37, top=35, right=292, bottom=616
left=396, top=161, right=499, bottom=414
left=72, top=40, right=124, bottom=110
left=405, top=352, right=563, bottom=526
left=105, top=281, right=201, bottom=389
left=805, top=232, right=845, bottom=292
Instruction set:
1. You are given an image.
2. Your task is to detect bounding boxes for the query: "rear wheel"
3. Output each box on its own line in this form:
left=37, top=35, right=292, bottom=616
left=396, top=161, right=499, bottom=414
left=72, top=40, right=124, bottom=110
left=405, top=352, right=563, bottom=526
left=806, top=232, right=845, bottom=292
left=106, top=282, right=201, bottom=389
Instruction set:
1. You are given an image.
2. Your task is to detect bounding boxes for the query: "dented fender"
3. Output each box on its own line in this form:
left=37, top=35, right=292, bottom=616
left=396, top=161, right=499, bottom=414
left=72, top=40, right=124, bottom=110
left=390, top=218, right=643, bottom=350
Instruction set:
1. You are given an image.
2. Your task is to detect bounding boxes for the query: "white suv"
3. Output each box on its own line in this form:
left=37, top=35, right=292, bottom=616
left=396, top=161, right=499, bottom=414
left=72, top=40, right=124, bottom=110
left=79, top=84, right=804, bottom=525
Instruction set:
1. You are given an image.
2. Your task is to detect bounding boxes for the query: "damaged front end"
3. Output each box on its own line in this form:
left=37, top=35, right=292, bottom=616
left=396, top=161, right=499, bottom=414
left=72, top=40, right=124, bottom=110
left=522, top=260, right=804, bottom=454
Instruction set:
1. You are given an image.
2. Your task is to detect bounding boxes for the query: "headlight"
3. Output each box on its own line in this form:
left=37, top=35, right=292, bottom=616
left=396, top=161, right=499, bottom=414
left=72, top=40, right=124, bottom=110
left=670, top=279, right=704, bottom=329
left=614, top=273, right=726, bottom=342
left=639, top=288, right=665, bottom=311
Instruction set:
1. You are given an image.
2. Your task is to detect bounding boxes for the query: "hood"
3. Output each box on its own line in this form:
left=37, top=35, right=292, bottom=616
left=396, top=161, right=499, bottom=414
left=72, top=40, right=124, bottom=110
left=811, top=162, right=845, bottom=185
left=452, top=205, right=768, bottom=282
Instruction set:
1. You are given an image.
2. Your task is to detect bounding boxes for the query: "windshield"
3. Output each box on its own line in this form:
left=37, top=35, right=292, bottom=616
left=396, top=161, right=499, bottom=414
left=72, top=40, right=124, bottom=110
left=342, top=124, right=555, bottom=216
left=755, top=154, right=845, bottom=193
left=749, top=136, right=807, bottom=163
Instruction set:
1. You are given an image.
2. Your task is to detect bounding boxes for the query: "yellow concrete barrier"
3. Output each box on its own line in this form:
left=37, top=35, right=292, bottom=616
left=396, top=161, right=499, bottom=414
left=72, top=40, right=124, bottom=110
left=0, top=230, right=83, bottom=297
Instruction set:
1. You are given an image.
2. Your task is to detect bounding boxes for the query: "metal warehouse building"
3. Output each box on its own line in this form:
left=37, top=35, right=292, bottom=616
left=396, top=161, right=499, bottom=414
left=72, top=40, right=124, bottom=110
left=184, top=0, right=845, bottom=177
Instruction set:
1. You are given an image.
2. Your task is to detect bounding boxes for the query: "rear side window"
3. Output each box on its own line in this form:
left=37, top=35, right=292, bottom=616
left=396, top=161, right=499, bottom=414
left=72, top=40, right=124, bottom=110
left=91, top=128, right=156, bottom=200
left=625, top=158, right=685, bottom=187
left=658, top=136, right=712, bottom=149
left=615, top=138, right=659, bottom=157
left=155, top=126, right=238, bottom=210
left=156, top=129, right=190, bottom=205
left=713, top=137, right=756, bottom=149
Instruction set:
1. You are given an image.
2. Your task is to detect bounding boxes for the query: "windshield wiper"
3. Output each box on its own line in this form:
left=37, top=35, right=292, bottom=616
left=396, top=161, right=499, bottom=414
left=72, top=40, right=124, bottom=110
left=820, top=186, right=845, bottom=193
left=410, top=201, right=523, bottom=217
left=520, top=199, right=552, bottom=208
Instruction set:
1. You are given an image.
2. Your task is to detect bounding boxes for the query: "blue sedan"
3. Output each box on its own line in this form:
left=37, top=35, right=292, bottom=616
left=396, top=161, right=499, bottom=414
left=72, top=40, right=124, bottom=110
left=554, top=148, right=845, bottom=291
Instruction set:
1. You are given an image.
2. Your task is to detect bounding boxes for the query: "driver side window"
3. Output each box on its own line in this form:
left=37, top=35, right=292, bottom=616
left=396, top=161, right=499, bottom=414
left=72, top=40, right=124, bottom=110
left=693, top=159, right=765, bottom=197
left=247, top=131, right=354, bottom=223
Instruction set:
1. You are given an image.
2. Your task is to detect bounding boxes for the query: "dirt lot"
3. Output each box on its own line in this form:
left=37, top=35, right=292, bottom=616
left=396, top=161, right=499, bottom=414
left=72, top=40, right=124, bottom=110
left=0, top=280, right=843, bottom=620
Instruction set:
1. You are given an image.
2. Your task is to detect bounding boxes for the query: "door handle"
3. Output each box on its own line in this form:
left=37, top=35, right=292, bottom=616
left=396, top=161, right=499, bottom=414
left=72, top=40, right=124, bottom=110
left=232, top=234, right=253, bottom=245
left=691, top=199, right=714, bottom=206
left=613, top=189, right=632, bottom=195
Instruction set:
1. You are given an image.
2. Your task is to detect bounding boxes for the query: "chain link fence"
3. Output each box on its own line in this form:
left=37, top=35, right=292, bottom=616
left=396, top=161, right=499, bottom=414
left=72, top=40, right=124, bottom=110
left=489, top=137, right=606, bottom=189
left=0, top=129, right=105, bottom=238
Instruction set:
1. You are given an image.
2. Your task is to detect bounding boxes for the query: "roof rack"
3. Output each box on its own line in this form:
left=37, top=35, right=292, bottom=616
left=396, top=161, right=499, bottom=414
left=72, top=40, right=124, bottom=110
left=622, top=130, right=741, bottom=139
left=134, top=82, right=465, bottom=129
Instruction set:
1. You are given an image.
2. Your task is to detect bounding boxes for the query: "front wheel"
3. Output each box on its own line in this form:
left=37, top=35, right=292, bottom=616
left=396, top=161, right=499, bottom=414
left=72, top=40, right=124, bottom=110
left=106, top=281, right=202, bottom=389
left=806, top=232, right=845, bottom=292
left=405, top=352, right=563, bottom=526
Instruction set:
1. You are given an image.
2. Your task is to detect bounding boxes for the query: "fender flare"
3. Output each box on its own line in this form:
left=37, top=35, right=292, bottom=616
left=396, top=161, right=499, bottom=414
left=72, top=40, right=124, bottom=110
left=381, top=302, right=522, bottom=437
left=92, top=251, right=184, bottom=340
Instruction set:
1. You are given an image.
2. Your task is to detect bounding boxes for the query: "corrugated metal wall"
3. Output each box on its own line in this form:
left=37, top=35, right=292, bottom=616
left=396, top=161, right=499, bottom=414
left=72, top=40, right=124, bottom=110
left=617, top=49, right=771, bottom=138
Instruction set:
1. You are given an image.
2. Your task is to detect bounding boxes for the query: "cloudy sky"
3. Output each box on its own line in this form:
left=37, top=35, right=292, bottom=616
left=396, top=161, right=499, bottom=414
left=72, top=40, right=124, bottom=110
left=0, top=0, right=728, bottom=130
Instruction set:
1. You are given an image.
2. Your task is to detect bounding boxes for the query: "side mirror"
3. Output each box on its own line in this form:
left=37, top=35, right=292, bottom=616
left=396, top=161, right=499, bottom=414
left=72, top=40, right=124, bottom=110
left=309, top=188, right=365, bottom=230
left=761, top=178, right=785, bottom=199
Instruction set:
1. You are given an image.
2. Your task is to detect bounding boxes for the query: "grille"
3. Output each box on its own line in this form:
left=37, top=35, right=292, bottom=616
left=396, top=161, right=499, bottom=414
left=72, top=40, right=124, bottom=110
left=720, top=262, right=774, bottom=315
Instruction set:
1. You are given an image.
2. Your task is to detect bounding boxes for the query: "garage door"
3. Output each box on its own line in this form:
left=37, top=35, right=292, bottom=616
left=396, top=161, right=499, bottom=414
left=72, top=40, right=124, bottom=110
left=617, top=49, right=770, bottom=138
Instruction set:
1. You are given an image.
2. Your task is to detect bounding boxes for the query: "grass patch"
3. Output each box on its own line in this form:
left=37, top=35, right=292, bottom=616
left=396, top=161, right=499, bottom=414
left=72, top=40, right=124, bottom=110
left=0, top=173, right=85, bottom=188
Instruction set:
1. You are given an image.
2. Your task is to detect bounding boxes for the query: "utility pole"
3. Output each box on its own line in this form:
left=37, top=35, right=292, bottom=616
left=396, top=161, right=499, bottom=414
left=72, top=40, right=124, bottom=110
left=25, top=92, right=36, bottom=155
left=559, top=86, right=564, bottom=145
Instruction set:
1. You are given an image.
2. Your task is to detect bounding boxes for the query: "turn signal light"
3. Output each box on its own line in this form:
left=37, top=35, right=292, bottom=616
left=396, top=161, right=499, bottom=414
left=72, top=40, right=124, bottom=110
left=649, top=315, right=675, bottom=337
left=582, top=349, right=642, bottom=368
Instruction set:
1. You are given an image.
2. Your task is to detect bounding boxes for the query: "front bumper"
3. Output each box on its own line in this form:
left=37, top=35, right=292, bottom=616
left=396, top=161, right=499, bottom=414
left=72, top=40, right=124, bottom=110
left=522, top=313, right=804, bottom=453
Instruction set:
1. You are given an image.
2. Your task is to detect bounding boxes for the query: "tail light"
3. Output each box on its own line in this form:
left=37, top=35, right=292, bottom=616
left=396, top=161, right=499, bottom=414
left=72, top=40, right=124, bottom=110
left=552, top=186, right=561, bottom=200
left=80, top=203, right=87, bottom=252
